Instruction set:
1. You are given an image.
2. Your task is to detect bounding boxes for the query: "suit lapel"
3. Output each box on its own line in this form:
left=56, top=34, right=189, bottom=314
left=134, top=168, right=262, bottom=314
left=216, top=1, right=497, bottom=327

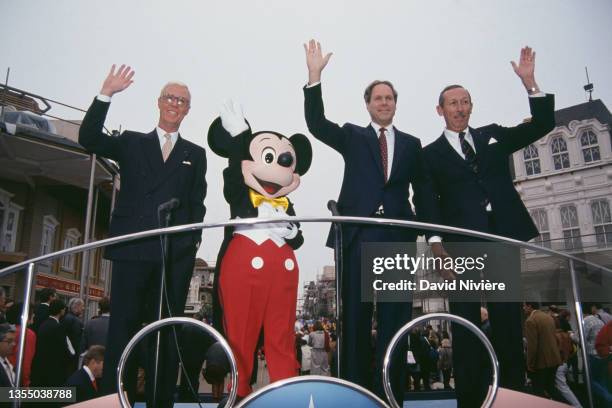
left=148, top=135, right=192, bottom=192
left=388, top=127, right=407, bottom=182
left=434, top=133, right=473, bottom=173
left=142, top=130, right=164, bottom=177
left=365, top=125, right=385, bottom=180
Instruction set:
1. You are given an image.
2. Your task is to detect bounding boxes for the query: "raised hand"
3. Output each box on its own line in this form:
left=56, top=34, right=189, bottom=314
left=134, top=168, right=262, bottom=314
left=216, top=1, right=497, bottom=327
left=100, top=64, right=135, bottom=97
left=510, top=46, right=538, bottom=90
left=303, top=39, right=333, bottom=85
left=219, top=99, right=248, bottom=137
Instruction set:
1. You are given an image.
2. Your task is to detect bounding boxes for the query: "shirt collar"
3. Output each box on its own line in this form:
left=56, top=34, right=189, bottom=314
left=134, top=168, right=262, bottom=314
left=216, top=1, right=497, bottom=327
left=370, top=122, right=394, bottom=137
left=443, top=127, right=470, bottom=140
left=156, top=128, right=179, bottom=145
left=83, top=365, right=95, bottom=382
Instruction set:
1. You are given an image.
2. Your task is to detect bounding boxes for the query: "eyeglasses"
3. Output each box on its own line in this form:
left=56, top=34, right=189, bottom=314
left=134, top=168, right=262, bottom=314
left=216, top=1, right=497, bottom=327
left=161, top=94, right=189, bottom=107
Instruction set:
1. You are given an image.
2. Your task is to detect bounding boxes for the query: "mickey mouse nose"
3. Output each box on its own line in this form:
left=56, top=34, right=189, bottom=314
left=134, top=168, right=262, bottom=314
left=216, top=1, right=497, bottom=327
left=277, top=152, right=294, bottom=168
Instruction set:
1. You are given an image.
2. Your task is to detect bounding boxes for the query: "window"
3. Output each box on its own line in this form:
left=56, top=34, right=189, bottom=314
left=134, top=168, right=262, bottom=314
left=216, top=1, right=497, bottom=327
left=551, top=136, right=570, bottom=170
left=560, top=205, right=582, bottom=250
left=0, top=189, right=22, bottom=252
left=523, top=144, right=541, bottom=175
left=40, top=215, right=60, bottom=264
left=591, top=200, right=612, bottom=248
left=60, top=228, right=81, bottom=272
left=530, top=208, right=551, bottom=248
left=580, top=130, right=600, bottom=163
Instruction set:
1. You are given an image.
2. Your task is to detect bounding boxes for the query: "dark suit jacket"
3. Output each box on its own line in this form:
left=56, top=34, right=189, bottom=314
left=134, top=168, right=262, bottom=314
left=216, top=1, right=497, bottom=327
left=32, top=302, right=50, bottom=333
left=304, top=84, right=435, bottom=247
left=0, top=359, right=14, bottom=387
left=78, top=98, right=207, bottom=261
left=423, top=94, right=555, bottom=241
left=66, top=367, right=99, bottom=402
left=80, top=314, right=109, bottom=353
left=62, top=312, right=83, bottom=356
left=31, top=317, right=71, bottom=386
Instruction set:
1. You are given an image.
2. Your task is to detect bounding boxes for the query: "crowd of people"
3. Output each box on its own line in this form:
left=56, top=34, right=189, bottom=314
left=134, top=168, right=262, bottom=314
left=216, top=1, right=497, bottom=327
left=0, top=286, right=110, bottom=404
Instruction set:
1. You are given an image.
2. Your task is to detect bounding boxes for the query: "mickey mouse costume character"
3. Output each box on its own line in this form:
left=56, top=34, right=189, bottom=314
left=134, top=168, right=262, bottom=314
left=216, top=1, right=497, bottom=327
left=208, top=101, right=312, bottom=398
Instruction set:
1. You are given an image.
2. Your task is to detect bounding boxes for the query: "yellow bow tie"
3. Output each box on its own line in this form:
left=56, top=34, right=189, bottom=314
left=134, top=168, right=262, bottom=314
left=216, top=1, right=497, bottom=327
left=249, top=189, right=289, bottom=211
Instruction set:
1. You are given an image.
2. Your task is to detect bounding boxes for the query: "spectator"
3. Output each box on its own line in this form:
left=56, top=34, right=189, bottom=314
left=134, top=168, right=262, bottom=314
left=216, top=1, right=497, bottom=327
left=63, top=297, right=84, bottom=372
left=591, top=303, right=612, bottom=325
left=523, top=302, right=562, bottom=399
left=66, top=345, right=104, bottom=403
left=32, top=287, right=57, bottom=333
left=31, top=299, right=71, bottom=386
left=0, top=323, right=17, bottom=387
left=202, top=342, right=230, bottom=402
left=592, top=320, right=612, bottom=406
left=6, top=302, right=36, bottom=386
left=308, top=321, right=330, bottom=375
left=300, top=337, right=312, bottom=375
left=80, top=296, right=110, bottom=353
left=553, top=317, right=582, bottom=407
left=437, top=338, right=453, bottom=390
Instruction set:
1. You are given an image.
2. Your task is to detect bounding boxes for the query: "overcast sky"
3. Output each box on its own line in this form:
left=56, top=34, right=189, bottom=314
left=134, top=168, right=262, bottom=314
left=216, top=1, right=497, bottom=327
left=2, top=0, right=612, bottom=294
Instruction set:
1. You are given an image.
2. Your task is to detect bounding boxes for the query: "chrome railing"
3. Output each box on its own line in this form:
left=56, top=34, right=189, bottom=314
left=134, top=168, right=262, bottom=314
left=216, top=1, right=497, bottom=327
left=1, top=216, right=610, bottom=408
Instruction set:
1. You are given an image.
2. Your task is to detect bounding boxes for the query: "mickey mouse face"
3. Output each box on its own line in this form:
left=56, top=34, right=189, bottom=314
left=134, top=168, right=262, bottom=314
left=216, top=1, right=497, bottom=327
left=242, top=132, right=301, bottom=198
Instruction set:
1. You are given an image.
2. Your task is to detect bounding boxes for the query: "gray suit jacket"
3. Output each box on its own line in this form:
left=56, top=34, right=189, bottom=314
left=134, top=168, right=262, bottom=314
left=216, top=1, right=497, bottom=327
left=80, top=315, right=109, bottom=353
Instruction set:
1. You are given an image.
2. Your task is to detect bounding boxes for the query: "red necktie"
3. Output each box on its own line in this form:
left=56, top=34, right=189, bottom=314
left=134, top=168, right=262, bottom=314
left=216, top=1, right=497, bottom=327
left=379, top=127, right=388, bottom=181
left=92, top=378, right=98, bottom=391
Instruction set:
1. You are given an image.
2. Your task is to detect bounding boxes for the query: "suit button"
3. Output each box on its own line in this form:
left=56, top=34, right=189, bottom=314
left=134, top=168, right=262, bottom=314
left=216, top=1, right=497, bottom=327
left=251, top=257, right=264, bottom=269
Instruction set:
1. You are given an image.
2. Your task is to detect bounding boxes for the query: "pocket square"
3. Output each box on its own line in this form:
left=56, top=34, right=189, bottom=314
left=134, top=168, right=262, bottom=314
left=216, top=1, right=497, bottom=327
left=182, top=160, right=192, bottom=165
left=488, top=138, right=498, bottom=145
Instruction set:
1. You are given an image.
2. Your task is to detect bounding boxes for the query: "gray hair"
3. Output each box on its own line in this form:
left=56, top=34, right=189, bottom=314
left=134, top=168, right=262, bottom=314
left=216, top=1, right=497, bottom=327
left=159, top=81, right=191, bottom=100
left=68, top=297, right=84, bottom=313
left=438, top=84, right=472, bottom=106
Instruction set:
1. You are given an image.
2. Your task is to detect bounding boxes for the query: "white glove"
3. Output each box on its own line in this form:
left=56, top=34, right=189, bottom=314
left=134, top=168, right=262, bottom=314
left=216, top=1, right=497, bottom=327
left=219, top=99, right=248, bottom=136
left=269, top=222, right=299, bottom=239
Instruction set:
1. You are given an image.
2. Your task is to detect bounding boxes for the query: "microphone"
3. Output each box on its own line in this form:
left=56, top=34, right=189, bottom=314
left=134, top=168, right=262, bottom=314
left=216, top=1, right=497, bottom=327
left=327, top=200, right=340, bottom=216
left=158, top=198, right=180, bottom=213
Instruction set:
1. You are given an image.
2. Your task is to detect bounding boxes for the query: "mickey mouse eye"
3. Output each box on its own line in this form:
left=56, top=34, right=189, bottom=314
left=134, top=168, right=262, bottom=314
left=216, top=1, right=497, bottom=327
left=262, top=148, right=276, bottom=164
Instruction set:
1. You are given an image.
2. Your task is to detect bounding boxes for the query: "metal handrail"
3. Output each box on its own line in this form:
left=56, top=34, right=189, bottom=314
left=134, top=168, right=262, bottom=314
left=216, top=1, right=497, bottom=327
left=2, top=216, right=611, bottom=277
left=1, top=216, right=608, bottom=408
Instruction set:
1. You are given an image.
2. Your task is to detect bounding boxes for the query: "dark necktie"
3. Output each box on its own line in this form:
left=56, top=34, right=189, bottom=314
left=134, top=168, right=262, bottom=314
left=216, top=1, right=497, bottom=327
left=379, top=127, right=388, bottom=181
left=459, top=131, right=478, bottom=173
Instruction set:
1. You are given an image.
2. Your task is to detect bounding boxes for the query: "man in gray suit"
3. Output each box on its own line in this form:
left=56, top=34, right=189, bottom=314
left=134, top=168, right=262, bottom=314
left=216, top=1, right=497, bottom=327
left=80, top=296, right=110, bottom=353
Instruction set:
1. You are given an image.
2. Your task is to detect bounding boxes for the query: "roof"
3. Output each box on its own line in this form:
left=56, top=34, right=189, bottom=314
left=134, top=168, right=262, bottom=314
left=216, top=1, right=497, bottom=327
left=554, top=99, right=611, bottom=128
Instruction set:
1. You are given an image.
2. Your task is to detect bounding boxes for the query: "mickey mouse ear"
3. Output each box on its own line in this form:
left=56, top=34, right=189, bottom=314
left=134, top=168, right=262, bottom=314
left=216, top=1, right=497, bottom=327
left=289, top=133, right=312, bottom=175
left=207, top=117, right=232, bottom=158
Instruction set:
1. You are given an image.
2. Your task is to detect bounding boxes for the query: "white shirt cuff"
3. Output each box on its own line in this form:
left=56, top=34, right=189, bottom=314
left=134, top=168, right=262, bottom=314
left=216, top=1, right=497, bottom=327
left=428, top=235, right=442, bottom=244
left=96, top=94, right=112, bottom=103
left=528, top=92, right=545, bottom=98
left=306, top=81, right=321, bottom=88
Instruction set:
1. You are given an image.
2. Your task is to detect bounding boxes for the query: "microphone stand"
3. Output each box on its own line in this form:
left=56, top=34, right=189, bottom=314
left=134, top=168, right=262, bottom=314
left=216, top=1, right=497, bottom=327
left=152, top=207, right=173, bottom=408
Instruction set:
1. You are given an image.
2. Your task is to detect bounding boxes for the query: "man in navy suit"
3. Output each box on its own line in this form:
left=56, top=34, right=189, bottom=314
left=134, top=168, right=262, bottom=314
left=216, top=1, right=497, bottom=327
left=425, top=47, right=555, bottom=407
left=79, top=65, right=207, bottom=408
left=66, top=345, right=105, bottom=403
left=303, top=39, right=435, bottom=403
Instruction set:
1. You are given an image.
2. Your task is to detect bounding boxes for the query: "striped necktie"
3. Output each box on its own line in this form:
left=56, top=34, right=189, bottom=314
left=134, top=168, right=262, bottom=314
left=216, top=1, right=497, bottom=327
left=161, top=133, right=173, bottom=162
left=459, top=131, right=478, bottom=173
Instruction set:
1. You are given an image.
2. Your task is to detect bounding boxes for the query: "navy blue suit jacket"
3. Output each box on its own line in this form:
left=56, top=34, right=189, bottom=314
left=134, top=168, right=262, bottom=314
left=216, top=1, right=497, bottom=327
left=304, top=84, right=435, bottom=247
left=423, top=94, right=555, bottom=241
left=79, top=98, right=207, bottom=261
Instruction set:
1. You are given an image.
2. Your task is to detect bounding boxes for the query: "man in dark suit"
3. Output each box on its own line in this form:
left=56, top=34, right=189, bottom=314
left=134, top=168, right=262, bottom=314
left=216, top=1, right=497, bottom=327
left=31, top=299, right=71, bottom=387
left=424, top=47, right=555, bottom=407
left=78, top=65, right=207, bottom=408
left=63, top=297, right=84, bottom=372
left=32, top=287, right=57, bottom=333
left=66, top=345, right=105, bottom=403
left=80, top=296, right=110, bottom=353
left=302, top=39, right=435, bottom=403
left=0, top=323, right=17, bottom=387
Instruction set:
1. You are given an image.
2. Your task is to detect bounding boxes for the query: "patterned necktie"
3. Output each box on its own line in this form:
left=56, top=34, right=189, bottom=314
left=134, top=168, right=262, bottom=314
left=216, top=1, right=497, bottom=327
left=459, top=131, right=478, bottom=173
left=379, top=127, right=388, bottom=181
left=161, top=133, right=173, bottom=162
